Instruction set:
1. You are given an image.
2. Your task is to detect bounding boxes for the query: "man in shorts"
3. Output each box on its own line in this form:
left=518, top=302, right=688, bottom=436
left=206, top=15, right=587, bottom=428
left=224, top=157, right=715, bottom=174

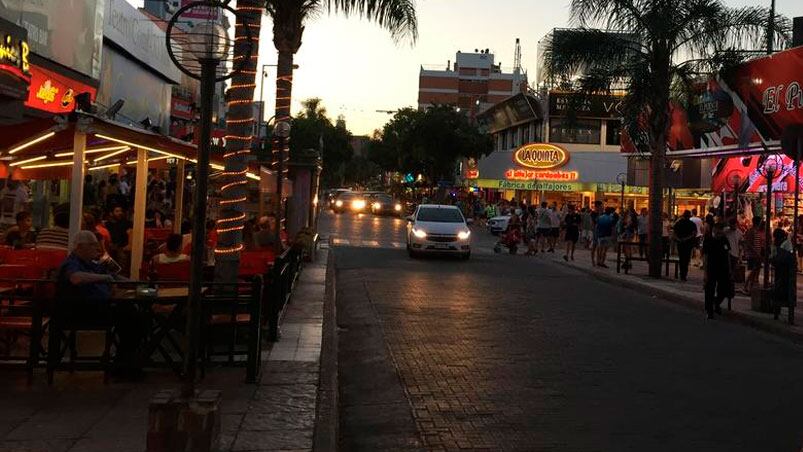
left=595, top=207, right=616, bottom=268
left=548, top=203, right=561, bottom=253
left=535, top=201, right=551, bottom=253
left=590, top=201, right=603, bottom=266
left=743, top=216, right=765, bottom=294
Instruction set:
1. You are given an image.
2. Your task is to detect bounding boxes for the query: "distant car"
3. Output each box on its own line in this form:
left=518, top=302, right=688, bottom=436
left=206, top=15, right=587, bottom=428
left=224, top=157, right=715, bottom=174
left=487, top=215, right=512, bottom=235
left=369, top=194, right=403, bottom=216
left=327, top=189, right=351, bottom=210
left=332, top=191, right=368, bottom=214
left=406, top=204, right=471, bottom=259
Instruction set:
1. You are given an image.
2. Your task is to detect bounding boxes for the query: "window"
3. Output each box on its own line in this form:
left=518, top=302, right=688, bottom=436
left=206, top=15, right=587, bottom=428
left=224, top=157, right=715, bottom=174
left=549, top=119, right=601, bottom=144
left=606, top=120, right=622, bottom=146
left=417, top=207, right=465, bottom=223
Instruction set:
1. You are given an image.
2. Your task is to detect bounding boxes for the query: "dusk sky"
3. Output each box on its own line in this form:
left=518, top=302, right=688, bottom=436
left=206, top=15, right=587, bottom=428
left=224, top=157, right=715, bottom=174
left=128, top=0, right=803, bottom=136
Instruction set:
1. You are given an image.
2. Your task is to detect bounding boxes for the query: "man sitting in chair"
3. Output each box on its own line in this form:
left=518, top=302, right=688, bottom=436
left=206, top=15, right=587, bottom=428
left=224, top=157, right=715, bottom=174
left=56, top=231, right=143, bottom=378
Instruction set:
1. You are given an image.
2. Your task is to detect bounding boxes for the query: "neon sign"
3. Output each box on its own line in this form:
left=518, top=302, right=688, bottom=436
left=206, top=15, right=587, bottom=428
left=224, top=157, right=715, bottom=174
left=513, top=143, right=569, bottom=169
left=466, top=169, right=479, bottom=179
left=0, top=30, right=30, bottom=82
left=505, top=169, right=579, bottom=181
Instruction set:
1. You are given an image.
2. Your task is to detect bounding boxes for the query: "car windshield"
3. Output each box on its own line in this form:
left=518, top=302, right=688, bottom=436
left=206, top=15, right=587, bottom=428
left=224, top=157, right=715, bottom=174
left=417, top=207, right=464, bottom=223
left=339, top=192, right=361, bottom=200
left=374, top=195, right=393, bottom=203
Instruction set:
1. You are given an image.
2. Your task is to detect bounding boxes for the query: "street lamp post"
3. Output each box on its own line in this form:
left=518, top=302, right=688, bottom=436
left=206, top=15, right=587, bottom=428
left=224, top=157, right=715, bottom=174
left=616, top=172, right=627, bottom=211
left=758, top=157, right=781, bottom=291
left=166, top=1, right=251, bottom=397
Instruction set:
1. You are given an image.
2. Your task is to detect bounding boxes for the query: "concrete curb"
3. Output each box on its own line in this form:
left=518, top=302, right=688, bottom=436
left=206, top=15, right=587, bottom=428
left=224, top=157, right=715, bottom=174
left=313, top=244, right=338, bottom=451
left=552, top=258, right=803, bottom=345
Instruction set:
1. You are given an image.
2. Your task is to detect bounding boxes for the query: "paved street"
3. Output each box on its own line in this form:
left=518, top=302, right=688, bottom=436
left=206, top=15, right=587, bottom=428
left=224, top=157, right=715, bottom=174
left=322, top=210, right=803, bottom=451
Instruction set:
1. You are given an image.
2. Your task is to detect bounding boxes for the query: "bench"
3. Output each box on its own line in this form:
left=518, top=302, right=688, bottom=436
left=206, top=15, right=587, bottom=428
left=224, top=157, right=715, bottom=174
left=616, top=242, right=679, bottom=278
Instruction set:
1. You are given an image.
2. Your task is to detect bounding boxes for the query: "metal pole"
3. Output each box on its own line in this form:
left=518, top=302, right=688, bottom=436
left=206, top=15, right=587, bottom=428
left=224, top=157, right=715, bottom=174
left=620, top=181, right=625, bottom=211
left=183, top=59, right=216, bottom=398
left=794, top=140, right=801, bottom=321
left=764, top=171, right=773, bottom=289
left=258, top=65, right=267, bottom=140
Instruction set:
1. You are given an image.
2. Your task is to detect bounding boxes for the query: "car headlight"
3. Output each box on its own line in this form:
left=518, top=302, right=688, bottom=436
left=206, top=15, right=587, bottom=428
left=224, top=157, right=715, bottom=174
left=352, top=200, right=366, bottom=210
left=335, top=200, right=343, bottom=207
left=394, top=204, right=402, bottom=211
left=457, top=230, right=471, bottom=240
left=412, top=228, right=427, bottom=238
left=372, top=202, right=381, bottom=210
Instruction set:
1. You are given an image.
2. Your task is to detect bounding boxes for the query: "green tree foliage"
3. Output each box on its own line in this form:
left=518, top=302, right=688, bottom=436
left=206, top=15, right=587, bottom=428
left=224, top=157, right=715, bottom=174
left=368, top=106, right=492, bottom=182
left=289, top=98, right=353, bottom=188
left=542, top=0, right=788, bottom=278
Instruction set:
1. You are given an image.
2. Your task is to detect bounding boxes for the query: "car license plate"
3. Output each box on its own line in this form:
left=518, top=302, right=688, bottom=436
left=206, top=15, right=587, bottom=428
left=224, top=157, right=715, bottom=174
left=434, top=243, right=449, bottom=249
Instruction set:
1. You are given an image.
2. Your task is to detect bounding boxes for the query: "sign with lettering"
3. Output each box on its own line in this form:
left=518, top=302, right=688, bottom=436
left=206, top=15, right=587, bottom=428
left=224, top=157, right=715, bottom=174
left=25, top=64, right=97, bottom=114
left=505, top=169, right=578, bottom=181
left=513, top=143, right=569, bottom=170
left=548, top=92, right=624, bottom=118
left=471, top=178, right=581, bottom=192
left=0, top=18, right=30, bottom=101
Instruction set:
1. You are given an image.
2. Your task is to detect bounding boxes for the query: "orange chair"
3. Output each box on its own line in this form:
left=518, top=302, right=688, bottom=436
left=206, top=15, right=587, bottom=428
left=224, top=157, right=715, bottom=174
left=6, top=249, right=39, bottom=266
left=153, top=260, right=191, bottom=282
left=144, top=228, right=172, bottom=243
left=35, top=250, right=67, bottom=272
left=239, top=251, right=275, bottom=277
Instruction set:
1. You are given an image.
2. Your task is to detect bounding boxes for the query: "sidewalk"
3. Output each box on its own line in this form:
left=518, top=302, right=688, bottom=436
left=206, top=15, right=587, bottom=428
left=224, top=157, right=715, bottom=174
left=528, top=243, right=803, bottom=342
left=0, top=248, right=330, bottom=452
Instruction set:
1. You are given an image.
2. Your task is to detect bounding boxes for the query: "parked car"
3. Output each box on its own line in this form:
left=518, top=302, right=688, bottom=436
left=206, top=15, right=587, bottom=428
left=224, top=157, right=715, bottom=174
left=369, top=193, right=403, bottom=216
left=406, top=204, right=471, bottom=259
left=326, top=189, right=351, bottom=210
left=487, top=215, right=512, bottom=235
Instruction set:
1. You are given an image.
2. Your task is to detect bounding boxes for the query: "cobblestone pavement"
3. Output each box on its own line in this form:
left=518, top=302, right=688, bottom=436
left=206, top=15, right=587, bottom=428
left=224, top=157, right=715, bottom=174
left=323, top=211, right=803, bottom=451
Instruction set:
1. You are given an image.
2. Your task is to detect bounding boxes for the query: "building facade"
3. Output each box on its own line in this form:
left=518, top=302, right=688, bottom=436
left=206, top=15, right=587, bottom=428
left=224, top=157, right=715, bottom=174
left=418, top=50, right=527, bottom=117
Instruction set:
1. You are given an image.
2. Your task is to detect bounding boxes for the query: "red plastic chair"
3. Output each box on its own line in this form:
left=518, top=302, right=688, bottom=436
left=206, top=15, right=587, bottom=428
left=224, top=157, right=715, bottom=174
left=239, top=251, right=275, bottom=277
left=153, top=261, right=191, bottom=282
left=6, top=250, right=39, bottom=266
left=35, top=250, right=67, bottom=271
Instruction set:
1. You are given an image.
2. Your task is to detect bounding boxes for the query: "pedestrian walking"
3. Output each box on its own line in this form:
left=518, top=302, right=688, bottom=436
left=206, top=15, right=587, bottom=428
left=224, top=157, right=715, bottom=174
left=743, top=216, right=765, bottom=295
left=691, top=208, right=704, bottom=267
left=581, top=207, right=593, bottom=248
left=563, top=204, right=581, bottom=261
left=770, top=228, right=796, bottom=321
left=590, top=201, right=603, bottom=266
left=702, top=222, right=733, bottom=319
left=535, top=202, right=551, bottom=253
left=637, top=208, right=649, bottom=258
left=548, top=203, right=561, bottom=252
left=525, top=206, right=537, bottom=256
left=595, top=207, right=616, bottom=268
left=673, top=210, right=697, bottom=282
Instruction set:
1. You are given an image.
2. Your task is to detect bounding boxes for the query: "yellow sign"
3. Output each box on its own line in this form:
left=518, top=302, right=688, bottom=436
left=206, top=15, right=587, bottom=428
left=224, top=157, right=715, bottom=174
left=36, top=80, right=58, bottom=104
left=513, top=143, right=569, bottom=169
left=0, top=32, right=30, bottom=78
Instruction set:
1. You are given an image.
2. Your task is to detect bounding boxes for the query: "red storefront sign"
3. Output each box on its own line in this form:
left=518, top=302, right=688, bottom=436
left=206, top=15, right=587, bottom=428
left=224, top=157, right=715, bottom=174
left=171, top=96, right=194, bottom=120
left=25, top=64, right=96, bottom=114
left=504, top=169, right=579, bottom=181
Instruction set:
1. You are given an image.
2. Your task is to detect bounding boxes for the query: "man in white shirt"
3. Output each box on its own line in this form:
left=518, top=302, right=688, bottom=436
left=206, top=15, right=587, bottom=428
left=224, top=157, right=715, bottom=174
left=690, top=208, right=704, bottom=266
left=548, top=204, right=561, bottom=252
left=535, top=202, right=551, bottom=253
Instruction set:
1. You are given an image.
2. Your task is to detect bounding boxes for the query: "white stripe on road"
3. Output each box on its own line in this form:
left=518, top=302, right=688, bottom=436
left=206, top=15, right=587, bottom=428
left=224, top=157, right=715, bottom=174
left=329, top=239, right=406, bottom=250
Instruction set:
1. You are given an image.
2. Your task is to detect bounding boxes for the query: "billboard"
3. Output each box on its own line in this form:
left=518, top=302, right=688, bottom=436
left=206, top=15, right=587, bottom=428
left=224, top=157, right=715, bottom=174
left=0, top=0, right=104, bottom=80
left=25, top=63, right=97, bottom=113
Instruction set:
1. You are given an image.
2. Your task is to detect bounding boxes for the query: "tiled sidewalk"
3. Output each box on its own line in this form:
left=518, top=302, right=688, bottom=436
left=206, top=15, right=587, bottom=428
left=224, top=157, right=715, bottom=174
left=529, top=243, right=803, bottom=340
left=0, top=248, right=329, bottom=452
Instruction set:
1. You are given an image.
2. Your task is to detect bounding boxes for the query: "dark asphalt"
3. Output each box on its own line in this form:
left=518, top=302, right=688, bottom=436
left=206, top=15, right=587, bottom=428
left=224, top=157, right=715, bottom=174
left=321, top=210, right=803, bottom=451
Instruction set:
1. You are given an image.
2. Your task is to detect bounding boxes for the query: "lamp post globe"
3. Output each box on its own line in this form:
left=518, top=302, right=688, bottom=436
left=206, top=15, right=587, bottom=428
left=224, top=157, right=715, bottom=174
left=187, top=21, right=231, bottom=61
left=274, top=120, right=291, bottom=138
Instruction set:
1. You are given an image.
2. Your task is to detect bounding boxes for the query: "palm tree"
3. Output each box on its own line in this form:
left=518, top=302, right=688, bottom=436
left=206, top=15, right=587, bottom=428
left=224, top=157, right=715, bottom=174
left=215, top=0, right=265, bottom=283
left=542, top=0, right=789, bottom=278
left=266, top=0, right=418, bottom=244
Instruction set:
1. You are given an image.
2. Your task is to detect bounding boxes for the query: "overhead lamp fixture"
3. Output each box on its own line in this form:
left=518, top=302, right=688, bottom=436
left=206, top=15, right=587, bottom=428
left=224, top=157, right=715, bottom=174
left=8, top=131, right=56, bottom=154
left=246, top=172, right=260, bottom=181
left=54, top=145, right=130, bottom=158
left=94, top=134, right=189, bottom=162
left=94, top=147, right=131, bottom=162
left=210, top=163, right=225, bottom=170
left=9, top=155, right=47, bottom=167
left=89, top=163, right=122, bottom=171
left=20, top=160, right=74, bottom=169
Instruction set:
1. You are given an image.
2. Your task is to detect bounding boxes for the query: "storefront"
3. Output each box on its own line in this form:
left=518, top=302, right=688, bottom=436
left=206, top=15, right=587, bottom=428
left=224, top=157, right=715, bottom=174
left=0, top=17, right=30, bottom=124
left=470, top=142, right=647, bottom=209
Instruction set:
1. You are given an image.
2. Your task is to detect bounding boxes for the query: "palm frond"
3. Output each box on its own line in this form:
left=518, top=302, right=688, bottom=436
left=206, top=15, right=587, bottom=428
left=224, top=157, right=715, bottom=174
left=326, top=0, right=418, bottom=44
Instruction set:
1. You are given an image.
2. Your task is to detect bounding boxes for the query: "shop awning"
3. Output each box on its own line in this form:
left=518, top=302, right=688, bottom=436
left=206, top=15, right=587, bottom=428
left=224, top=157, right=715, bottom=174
left=0, top=113, right=233, bottom=179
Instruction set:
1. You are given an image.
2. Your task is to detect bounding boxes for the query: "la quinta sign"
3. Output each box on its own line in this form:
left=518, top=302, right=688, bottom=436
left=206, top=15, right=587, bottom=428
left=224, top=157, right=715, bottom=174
left=513, top=143, right=569, bottom=170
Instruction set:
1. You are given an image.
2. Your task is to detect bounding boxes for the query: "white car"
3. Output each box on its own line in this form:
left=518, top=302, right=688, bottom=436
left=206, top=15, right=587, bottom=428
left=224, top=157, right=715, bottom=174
left=487, top=215, right=512, bottom=235
left=406, top=204, right=471, bottom=259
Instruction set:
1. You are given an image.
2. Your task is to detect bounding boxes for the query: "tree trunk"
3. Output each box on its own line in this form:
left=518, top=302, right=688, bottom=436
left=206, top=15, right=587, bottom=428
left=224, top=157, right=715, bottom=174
left=272, top=50, right=295, bottom=248
left=214, top=0, right=263, bottom=283
left=647, top=132, right=667, bottom=278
